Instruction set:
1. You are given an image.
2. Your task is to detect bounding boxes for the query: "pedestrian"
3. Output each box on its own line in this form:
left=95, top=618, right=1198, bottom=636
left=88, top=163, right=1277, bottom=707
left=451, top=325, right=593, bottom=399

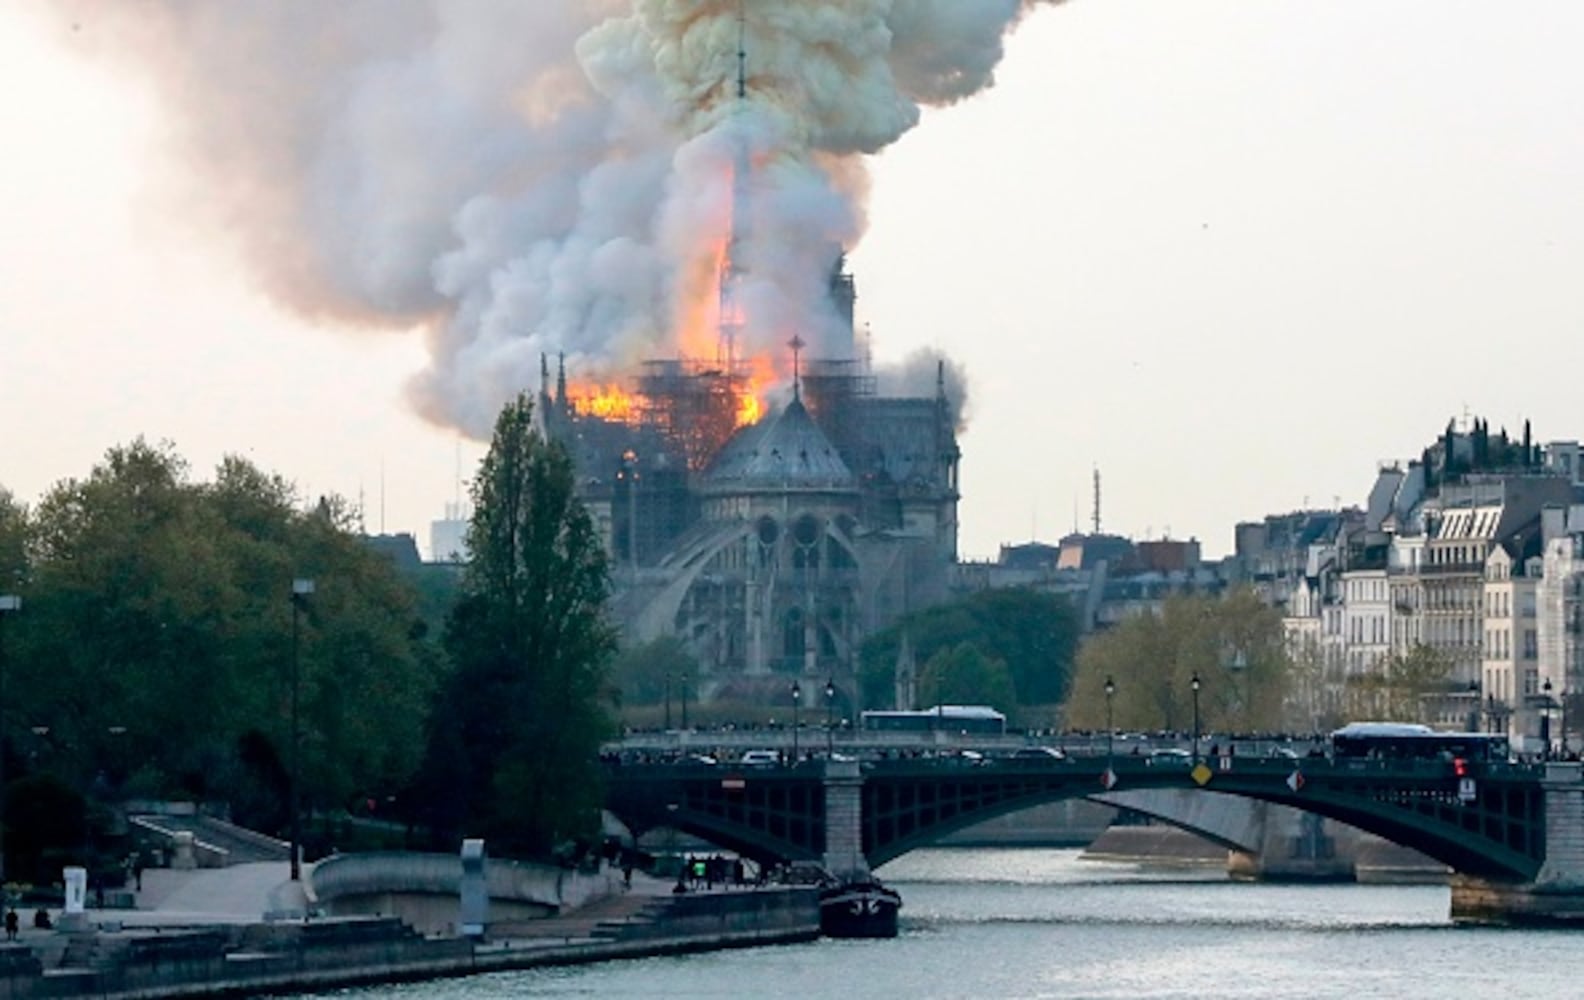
left=4, top=909, right=17, bottom=942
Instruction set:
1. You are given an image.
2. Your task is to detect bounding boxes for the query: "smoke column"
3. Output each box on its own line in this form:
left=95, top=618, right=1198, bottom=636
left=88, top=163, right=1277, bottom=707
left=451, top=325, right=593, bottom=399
left=44, top=0, right=1060, bottom=436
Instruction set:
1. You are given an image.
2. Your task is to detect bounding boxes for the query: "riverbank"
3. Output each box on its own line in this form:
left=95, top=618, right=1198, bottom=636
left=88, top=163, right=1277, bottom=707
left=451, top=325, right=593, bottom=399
left=1082, top=825, right=1449, bottom=883
left=0, top=865, right=820, bottom=999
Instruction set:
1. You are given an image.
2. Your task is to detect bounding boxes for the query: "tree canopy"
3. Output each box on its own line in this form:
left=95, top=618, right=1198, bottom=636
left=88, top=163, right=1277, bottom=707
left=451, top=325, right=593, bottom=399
left=859, top=587, right=1079, bottom=711
left=1343, top=643, right=1452, bottom=723
left=918, top=643, right=1017, bottom=711
left=1063, top=590, right=1289, bottom=734
left=0, top=439, right=437, bottom=868
left=420, top=394, right=616, bottom=857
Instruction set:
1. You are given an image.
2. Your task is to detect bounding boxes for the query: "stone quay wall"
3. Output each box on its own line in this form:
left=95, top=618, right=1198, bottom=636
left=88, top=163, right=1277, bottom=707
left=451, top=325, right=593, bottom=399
left=0, top=889, right=820, bottom=999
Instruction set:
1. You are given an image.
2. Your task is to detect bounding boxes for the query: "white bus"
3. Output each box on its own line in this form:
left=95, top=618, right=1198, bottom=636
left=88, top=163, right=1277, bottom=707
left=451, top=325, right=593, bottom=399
left=860, top=705, right=1007, bottom=735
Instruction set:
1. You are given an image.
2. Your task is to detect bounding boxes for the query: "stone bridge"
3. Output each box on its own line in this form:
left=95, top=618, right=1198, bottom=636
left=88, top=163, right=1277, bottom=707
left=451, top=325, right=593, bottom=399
left=604, top=754, right=1584, bottom=924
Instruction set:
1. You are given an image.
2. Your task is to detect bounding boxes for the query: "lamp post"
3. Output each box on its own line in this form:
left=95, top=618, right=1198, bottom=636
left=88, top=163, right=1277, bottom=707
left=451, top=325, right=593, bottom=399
left=680, top=673, right=689, bottom=730
left=0, top=595, right=19, bottom=883
left=1542, top=678, right=1554, bottom=759
left=791, top=680, right=802, bottom=762
left=1226, top=646, right=1249, bottom=734
left=289, top=578, right=314, bottom=882
left=1190, top=672, right=1202, bottom=765
left=824, top=679, right=836, bottom=757
left=1563, top=688, right=1571, bottom=758
left=664, top=672, right=672, bottom=731
left=1104, top=676, right=1115, bottom=764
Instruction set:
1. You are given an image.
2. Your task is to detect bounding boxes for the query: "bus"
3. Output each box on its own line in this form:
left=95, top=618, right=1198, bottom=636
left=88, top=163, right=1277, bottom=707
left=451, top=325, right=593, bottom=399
left=860, top=705, right=1007, bottom=736
left=1330, top=722, right=1510, bottom=763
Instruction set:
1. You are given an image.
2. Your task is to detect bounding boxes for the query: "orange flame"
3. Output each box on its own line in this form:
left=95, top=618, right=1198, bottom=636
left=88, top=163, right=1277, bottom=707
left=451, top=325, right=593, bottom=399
left=567, top=383, right=638, bottom=422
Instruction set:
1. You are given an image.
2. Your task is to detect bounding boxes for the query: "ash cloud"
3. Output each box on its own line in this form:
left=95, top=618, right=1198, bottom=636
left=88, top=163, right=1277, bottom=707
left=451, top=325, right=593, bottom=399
left=43, top=0, right=1061, bottom=437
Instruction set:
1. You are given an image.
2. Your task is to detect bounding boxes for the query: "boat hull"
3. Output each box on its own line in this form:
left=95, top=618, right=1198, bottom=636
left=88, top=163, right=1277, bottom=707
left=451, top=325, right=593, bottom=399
left=818, top=880, right=901, bottom=938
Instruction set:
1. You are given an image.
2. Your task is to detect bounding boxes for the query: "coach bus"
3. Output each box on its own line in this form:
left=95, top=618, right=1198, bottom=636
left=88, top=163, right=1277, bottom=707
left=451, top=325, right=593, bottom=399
left=860, top=705, right=1007, bottom=736
left=1330, top=722, right=1510, bottom=762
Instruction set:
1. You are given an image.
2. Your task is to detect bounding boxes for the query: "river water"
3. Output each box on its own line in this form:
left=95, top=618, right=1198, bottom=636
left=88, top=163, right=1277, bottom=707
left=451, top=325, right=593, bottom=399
left=311, top=849, right=1579, bottom=999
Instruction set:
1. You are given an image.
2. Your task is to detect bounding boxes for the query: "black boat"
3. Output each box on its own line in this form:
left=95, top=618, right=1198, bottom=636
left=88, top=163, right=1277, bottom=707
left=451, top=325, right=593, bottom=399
left=818, top=877, right=901, bottom=938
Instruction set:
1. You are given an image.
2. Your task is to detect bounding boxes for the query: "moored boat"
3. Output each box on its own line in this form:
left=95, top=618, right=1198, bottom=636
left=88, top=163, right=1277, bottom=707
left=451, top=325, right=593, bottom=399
left=818, top=877, right=901, bottom=938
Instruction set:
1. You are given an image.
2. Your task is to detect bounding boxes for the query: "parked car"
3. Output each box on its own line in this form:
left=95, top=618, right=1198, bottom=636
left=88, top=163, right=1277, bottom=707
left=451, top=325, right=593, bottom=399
left=1146, top=748, right=1192, bottom=766
left=739, top=750, right=780, bottom=767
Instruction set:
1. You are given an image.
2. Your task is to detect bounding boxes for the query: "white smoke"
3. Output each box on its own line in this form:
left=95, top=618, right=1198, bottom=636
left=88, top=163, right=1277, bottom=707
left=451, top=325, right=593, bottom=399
left=42, top=0, right=1060, bottom=436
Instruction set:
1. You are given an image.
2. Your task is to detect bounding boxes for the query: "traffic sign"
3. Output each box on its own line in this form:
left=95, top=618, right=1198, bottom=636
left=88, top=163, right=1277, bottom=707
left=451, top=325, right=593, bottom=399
left=1458, top=777, right=1477, bottom=803
left=1191, top=763, right=1213, bottom=786
left=1100, top=767, right=1117, bottom=790
left=1286, top=770, right=1304, bottom=792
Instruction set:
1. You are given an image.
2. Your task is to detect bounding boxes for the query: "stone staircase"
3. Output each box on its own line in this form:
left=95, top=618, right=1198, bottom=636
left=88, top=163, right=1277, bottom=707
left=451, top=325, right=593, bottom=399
left=495, top=890, right=674, bottom=942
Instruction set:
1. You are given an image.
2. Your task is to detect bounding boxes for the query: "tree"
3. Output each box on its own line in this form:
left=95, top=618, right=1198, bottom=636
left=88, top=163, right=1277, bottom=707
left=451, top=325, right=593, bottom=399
left=0, top=488, right=26, bottom=592
left=423, top=394, right=616, bottom=856
left=918, top=643, right=1017, bottom=711
left=609, top=636, right=696, bottom=711
left=1345, top=643, right=1450, bottom=723
left=12, top=440, right=435, bottom=840
left=859, top=588, right=1079, bottom=709
left=1063, top=590, right=1289, bottom=734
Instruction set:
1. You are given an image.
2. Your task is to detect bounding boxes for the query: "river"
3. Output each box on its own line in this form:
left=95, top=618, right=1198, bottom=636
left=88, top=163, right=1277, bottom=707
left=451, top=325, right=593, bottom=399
left=308, top=849, right=1578, bottom=999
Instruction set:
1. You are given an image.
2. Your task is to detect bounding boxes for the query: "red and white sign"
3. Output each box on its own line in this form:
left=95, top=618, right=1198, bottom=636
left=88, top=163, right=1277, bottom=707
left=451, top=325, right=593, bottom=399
left=1286, top=770, right=1305, bottom=792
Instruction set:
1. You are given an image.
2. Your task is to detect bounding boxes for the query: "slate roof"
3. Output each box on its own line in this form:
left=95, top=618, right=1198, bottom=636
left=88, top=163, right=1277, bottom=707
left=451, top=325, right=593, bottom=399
left=701, top=397, right=856, bottom=494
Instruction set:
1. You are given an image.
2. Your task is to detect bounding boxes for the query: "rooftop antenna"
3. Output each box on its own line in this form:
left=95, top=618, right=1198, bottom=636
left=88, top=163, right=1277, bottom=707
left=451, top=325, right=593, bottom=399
left=1091, top=466, right=1101, bottom=535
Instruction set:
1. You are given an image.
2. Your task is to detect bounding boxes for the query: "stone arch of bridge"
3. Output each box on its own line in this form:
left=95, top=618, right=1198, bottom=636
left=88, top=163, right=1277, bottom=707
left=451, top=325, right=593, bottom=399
left=604, top=762, right=1546, bottom=884
left=860, top=770, right=1542, bottom=882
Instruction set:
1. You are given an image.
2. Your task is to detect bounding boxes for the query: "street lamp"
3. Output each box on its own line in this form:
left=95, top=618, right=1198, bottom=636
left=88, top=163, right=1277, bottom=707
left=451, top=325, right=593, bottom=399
left=1563, top=688, right=1571, bottom=758
left=1542, top=678, right=1554, bottom=758
left=289, top=578, right=314, bottom=882
left=680, top=673, right=689, bottom=731
left=824, top=679, right=836, bottom=757
left=1226, top=646, right=1249, bottom=734
left=1104, top=675, right=1116, bottom=763
left=1190, top=672, right=1202, bottom=765
left=0, top=595, right=19, bottom=883
left=791, top=680, right=802, bottom=762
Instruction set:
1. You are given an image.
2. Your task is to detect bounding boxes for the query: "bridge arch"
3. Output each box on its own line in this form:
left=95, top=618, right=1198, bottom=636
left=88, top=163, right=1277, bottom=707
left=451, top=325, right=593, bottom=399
left=606, top=757, right=1546, bottom=884
left=858, top=762, right=1542, bottom=881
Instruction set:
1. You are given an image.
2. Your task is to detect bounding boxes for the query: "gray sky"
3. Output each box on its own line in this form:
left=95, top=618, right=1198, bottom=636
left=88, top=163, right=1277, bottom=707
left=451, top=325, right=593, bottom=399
left=3, top=2, right=1583, bottom=559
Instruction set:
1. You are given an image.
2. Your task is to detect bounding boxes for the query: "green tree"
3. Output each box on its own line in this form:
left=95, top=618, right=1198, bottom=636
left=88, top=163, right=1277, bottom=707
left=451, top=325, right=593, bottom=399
left=1064, top=590, right=1289, bottom=734
left=609, top=636, right=696, bottom=711
left=0, top=488, right=27, bottom=591
left=918, top=643, right=1017, bottom=711
left=13, top=441, right=435, bottom=843
left=1345, top=643, right=1450, bottom=723
left=859, top=588, right=1079, bottom=709
left=423, top=394, right=616, bottom=856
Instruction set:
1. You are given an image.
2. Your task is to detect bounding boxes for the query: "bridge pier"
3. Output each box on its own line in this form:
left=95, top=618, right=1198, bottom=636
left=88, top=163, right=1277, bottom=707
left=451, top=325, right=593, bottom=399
left=822, top=758, right=868, bottom=880
left=1226, top=803, right=1350, bottom=882
left=1452, top=763, right=1584, bottom=925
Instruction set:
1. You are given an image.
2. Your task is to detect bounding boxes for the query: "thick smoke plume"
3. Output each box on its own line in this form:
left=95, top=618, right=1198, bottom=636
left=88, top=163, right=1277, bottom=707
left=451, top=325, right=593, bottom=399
left=46, top=0, right=1059, bottom=436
